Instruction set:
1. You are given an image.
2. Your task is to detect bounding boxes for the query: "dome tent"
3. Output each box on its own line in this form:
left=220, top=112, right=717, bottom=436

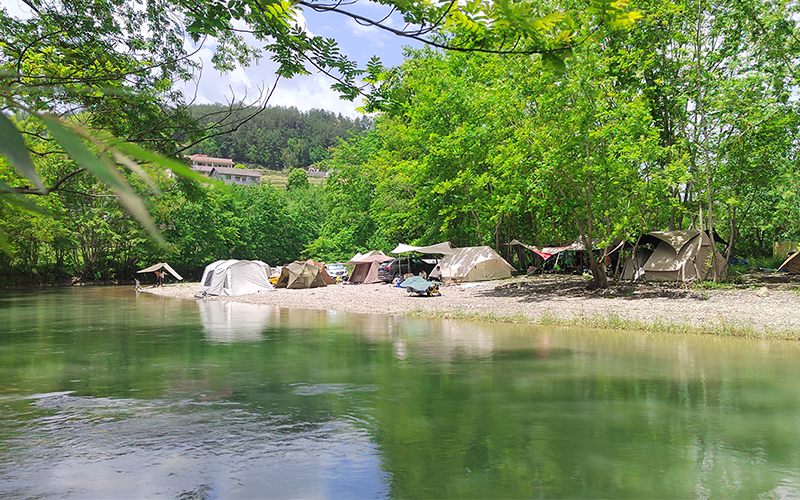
left=437, top=246, right=515, bottom=282
left=274, top=261, right=328, bottom=289
left=199, top=260, right=274, bottom=296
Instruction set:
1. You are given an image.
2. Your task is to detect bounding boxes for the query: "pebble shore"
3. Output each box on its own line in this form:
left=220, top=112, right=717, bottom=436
left=142, top=275, right=800, bottom=338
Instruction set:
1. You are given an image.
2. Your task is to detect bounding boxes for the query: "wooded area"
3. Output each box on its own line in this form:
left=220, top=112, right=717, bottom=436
left=187, top=105, right=371, bottom=170
left=1, top=0, right=799, bottom=286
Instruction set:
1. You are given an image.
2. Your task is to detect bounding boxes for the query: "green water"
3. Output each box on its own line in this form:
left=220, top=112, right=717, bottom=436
left=1, top=286, right=800, bottom=498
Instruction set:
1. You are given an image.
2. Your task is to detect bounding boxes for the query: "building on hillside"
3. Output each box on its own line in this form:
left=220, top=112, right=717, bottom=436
left=306, top=166, right=329, bottom=178
left=209, top=166, right=262, bottom=186
left=186, top=154, right=235, bottom=170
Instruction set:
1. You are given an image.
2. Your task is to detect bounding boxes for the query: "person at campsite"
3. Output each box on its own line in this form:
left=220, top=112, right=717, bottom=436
left=135, top=278, right=142, bottom=291
left=419, top=269, right=427, bottom=279
left=430, top=265, right=442, bottom=281
left=153, top=270, right=163, bottom=287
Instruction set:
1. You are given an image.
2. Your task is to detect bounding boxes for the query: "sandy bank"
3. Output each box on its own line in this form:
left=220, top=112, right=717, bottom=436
left=142, top=275, right=800, bottom=338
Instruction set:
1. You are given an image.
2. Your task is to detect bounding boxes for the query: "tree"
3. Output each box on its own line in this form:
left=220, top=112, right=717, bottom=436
left=286, top=168, right=310, bottom=191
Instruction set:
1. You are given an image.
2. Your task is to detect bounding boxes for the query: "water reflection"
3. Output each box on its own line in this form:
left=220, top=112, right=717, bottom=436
left=5, top=288, right=800, bottom=498
left=2, top=392, right=388, bottom=499
left=197, top=300, right=277, bottom=343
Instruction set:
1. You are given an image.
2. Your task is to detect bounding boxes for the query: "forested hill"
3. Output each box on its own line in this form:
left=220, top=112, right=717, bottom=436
left=187, top=105, right=372, bottom=170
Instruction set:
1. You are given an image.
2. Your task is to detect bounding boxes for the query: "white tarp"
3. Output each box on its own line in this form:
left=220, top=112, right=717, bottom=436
left=199, top=259, right=274, bottom=296
left=137, top=262, right=183, bottom=280
left=437, top=246, right=515, bottom=282
left=390, top=241, right=455, bottom=255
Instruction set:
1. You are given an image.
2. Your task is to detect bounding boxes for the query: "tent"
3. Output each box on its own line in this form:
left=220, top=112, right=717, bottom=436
left=621, top=230, right=726, bottom=282
left=437, top=246, right=515, bottom=282
left=137, top=262, right=183, bottom=281
left=347, top=250, right=392, bottom=284
left=274, top=261, right=327, bottom=289
left=778, top=251, right=800, bottom=274
left=304, top=259, right=336, bottom=285
left=199, top=259, right=274, bottom=296
left=390, top=241, right=455, bottom=255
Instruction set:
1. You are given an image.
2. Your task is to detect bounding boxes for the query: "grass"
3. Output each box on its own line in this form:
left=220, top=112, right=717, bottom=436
left=259, top=170, right=324, bottom=189
left=405, top=307, right=800, bottom=340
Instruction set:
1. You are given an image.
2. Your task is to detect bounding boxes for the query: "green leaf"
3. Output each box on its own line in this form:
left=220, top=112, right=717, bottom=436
left=0, top=179, right=50, bottom=216
left=0, top=114, right=46, bottom=193
left=39, top=115, right=164, bottom=244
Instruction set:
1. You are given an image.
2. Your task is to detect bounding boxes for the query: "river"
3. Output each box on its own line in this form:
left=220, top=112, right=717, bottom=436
left=1, top=286, right=800, bottom=498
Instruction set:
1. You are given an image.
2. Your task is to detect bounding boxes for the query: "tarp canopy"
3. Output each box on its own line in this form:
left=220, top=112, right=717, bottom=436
left=347, top=250, right=392, bottom=284
left=391, top=241, right=455, bottom=255
left=507, top=239, right=554, bottom=260
left=437, top=246, right=515, bottom=282
left=622, top=230, right=726, bottom=282
left=199, top=259, right=273, bottom=296
left=778, top=251, right=800, bottom=274
left=137, top=262, right=183, bottom=280
left=275, top=261, right=327, bottom=289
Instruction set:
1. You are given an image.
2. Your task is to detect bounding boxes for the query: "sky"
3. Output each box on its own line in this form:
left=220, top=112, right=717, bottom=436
left=183, top=5, right=422, bottom=118
left=1, top=0, right=422, bottom=118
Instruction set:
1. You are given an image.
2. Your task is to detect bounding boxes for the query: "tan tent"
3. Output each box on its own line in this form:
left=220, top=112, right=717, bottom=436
left=274, top=261, right=327, bottom=289
left=437, top=246, right=515, bottom=282
left=304, top=259, right=336, bottom=285
left=778, top=251, right=800, bottom=274
left=622, top=230, right=726, bottom=282
left=347, top=251, right=392, bottom=284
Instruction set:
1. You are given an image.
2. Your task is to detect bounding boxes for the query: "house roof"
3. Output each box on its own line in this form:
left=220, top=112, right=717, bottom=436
left=211, top=166, right=262, bottom=178
left=187, top=154, right=235, bottom=165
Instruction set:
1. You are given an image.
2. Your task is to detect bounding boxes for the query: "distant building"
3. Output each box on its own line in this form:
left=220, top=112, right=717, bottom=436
left=186, top=154, right=235, bottom=170
left=183, top=154, right=261, bottom=186
left=306, top=166, right=329, bottom=178
left=209, top=166, right=262, bottom=186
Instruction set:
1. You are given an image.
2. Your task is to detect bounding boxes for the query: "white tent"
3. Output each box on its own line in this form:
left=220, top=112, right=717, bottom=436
left=437, top=246, right=515, bottom=282
left=199, top=259, right=274, bottom=296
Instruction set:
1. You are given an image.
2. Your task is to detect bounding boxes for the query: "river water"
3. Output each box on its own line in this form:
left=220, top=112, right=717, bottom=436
left=2, top=286, right=800, bottom=498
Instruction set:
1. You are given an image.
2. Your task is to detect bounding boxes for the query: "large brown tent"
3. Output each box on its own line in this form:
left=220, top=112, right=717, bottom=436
left=347, top=251, right=392, bottom=284
left=622, top=230, right=726, bottom=282
left=778, top=251, right=800, bottom=274
left=274, top=261, right=327, bottom=289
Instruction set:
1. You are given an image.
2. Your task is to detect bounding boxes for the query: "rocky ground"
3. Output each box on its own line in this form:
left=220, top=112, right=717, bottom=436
left=143, top=272, right=800, bottom=338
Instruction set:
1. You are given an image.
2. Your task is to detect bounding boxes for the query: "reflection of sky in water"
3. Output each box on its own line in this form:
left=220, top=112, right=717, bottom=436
left=2, top=392, right=388, bottom=499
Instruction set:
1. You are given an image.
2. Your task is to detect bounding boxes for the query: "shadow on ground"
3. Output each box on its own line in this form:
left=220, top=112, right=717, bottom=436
left=474, top=272, right=800, bottom=303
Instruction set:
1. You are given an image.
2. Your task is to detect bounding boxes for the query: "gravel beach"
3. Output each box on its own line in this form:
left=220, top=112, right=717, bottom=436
left=143, top=274, right=800, bottom=338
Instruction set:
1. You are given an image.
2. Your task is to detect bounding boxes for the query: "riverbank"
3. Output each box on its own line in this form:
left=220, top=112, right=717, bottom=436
left=143, top=274, right=800, bottom=339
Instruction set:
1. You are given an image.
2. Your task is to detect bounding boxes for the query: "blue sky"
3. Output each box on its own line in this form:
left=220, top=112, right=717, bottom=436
left=1, top=0, right=422, bottom=118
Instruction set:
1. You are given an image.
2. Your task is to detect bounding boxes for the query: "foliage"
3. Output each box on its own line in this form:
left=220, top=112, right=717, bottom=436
left=286, top=168, right=310, bottom=191
left=188, top=105, right=371, bottom=170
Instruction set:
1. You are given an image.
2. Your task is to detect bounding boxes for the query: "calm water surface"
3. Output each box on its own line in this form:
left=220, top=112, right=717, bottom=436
left=2, top=287, right=800, bottom=498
